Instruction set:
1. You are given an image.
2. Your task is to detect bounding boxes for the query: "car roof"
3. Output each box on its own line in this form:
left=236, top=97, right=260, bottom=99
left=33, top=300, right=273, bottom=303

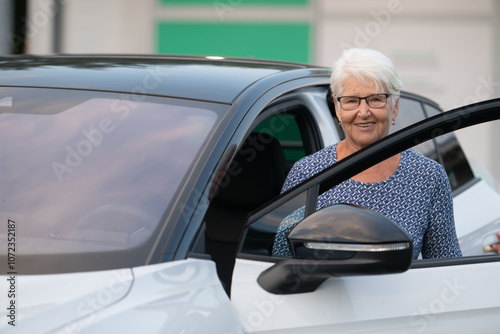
left=0, top=54, right=329, bottom=104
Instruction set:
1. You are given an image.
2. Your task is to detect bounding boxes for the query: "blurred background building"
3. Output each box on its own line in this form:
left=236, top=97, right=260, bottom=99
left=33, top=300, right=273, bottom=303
left=1, top=0, right=500, bottom=186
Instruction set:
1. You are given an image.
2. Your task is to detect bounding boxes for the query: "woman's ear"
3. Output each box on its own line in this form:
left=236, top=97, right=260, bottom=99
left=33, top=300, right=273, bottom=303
left=392, top=98, right=400, bottom=122
left=334, top=96, right=342, bottom=123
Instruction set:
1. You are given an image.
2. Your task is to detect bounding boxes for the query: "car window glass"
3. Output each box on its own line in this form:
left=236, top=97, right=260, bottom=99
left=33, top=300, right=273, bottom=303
left=424, top=103, right=441, bottom=117
left=0, top=87, right=225, bottom=272
left=253, top=113, right=305, bottom=171
left=453, top=120, right=500, bottom=256
left=435, top=133, right=475, bottom=191
left=242, top=191, right=308, bottom=256
left=239, top=124, right=500, bottom=262
left=393, top=98, right=475, bottom=191
left=391, top=97, right=438, bottom=159
left=390, top=97, right=426, bottom=133
left=425, top=104, right=475, bottom=191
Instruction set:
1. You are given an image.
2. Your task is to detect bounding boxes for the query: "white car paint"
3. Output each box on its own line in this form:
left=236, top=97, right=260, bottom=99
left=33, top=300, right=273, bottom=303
left=0, top=259, right=242, bottom=334
left=0, top=267, right=133, bottom=333
left=453, top=180, right=500, bottom=255
left=453, top=180, right=500, bottom=238
left=301, top=89, right=343, bottom=147
left=231, top=258, right=500, bottom=333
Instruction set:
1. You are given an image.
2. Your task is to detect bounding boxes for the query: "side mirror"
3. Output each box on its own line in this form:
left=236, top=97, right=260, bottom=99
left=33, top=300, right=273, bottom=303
left=257, top=204, right=413, bottom=294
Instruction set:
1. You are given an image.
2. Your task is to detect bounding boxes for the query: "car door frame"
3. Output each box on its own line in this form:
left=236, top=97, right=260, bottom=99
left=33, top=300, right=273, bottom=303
left=179, top=72, right=332, bottom=260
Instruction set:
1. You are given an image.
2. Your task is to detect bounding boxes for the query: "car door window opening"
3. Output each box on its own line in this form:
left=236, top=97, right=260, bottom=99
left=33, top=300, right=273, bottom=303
left=203, top=101, right=321, bottom=294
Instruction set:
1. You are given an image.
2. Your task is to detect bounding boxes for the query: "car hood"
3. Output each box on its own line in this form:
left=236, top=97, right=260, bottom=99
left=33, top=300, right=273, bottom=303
left=0, top=265, right=134, bottom=333
left=0, top=259, right=242, bottom=333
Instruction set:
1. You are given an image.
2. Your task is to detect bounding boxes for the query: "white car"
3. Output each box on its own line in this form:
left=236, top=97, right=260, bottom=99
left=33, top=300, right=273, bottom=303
left=0, top=55, right=499, bottom=333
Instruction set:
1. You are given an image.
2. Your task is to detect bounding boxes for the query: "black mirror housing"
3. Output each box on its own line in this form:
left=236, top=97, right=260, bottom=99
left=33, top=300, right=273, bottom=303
left=258, top=204, right=413, bottom=294
left=289, top=203, right=413, bottom=260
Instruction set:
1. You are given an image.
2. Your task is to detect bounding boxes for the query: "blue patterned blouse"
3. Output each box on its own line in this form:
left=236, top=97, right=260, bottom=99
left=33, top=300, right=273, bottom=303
left=272, top=143, right=462, bottom=259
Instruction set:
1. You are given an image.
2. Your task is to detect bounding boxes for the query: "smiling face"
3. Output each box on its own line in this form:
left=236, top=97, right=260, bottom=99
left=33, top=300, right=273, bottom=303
left=335, top=76, right=399, bottom=153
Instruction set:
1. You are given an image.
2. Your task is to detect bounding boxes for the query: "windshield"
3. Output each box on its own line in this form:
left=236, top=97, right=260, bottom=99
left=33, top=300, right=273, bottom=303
left=0, top=87, right=224, bottom=272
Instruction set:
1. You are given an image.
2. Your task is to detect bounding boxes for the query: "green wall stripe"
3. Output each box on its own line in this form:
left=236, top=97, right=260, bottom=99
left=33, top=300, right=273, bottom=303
left=157, top=22, right=311, bottom=63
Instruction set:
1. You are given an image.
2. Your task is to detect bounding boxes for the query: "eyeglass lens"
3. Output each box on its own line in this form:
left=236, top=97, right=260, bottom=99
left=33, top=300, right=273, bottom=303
left=339, top=94, right=388, bottom=110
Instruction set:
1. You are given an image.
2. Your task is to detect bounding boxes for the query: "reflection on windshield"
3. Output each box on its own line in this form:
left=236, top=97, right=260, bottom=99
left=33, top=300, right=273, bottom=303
left=0, top=88, right=218, bottom=255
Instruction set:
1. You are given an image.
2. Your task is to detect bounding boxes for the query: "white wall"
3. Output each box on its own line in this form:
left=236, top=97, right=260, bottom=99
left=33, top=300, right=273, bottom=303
left=25, top=0, right=55, bottom=54
left=62, top=0, right=154, bottom=54
left=27, top=0, right=155, bottom=54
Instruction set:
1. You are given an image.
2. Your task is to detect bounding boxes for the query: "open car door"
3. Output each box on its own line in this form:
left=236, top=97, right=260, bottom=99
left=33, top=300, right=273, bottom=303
left=231, top=99, right=500, bottom=333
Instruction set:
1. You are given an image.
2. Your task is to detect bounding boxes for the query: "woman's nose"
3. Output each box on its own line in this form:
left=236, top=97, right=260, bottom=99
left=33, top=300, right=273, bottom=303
left=357, top=99, right=371, bottom=117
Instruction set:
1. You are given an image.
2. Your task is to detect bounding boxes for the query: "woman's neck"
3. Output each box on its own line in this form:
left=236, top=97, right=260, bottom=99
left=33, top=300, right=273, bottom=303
left=336, top=140, right=401, bottom=183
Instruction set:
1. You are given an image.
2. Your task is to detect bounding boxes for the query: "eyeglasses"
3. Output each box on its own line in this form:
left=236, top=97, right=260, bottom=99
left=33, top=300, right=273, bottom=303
left=337, top=93, right=391, bottom=110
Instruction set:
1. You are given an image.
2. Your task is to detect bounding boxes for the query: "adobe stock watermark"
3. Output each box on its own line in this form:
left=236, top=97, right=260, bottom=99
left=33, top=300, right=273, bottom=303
left=449, top=74, right=500, bottom=111
left=400, top=278, right=466, bottom=333
left=241, top=249, right=335, bottom=331
left=58, top=269, right=133, bottom=334
left=241, top=294, right=286, bottom=331
left=440, top=73, right=500, bottom=134
left=153, top=261, right=244, bottom=333
left=51, top=67, right=167, bottom=183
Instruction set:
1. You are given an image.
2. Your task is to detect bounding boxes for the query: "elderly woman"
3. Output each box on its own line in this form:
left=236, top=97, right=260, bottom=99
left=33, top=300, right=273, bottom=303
left=273, top=48, right=462, bottom=259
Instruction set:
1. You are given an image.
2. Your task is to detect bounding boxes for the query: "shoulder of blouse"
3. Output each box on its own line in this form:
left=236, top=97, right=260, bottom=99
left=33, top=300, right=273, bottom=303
left=281, top=143, right=339, bottom=193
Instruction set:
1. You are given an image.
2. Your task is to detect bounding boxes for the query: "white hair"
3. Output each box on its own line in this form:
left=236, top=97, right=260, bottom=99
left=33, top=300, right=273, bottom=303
left=330, top=48, right=403, bottom=105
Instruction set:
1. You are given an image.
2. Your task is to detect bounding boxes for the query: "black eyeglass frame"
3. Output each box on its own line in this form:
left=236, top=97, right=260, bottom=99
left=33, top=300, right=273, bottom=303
left=336, top=93, right=392, bottom=110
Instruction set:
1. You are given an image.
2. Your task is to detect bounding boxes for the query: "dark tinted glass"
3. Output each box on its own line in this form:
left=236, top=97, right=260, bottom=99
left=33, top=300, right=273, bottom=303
left=393, top=97, right=438, bottom=161
left=254, top=113, right=305, bottom=170
left=425, top=104, right=475, bottom=190
left=0, top=87, right=223, bottom=265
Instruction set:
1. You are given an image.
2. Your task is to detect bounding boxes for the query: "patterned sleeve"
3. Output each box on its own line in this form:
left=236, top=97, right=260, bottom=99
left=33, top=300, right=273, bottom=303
left=421, top=164, right=462, bottom=258
left=272, top=206, right=306, bottom=257
left=281, top=145, right=337, bottom=194
left=280, top=160, right=305, bottom=193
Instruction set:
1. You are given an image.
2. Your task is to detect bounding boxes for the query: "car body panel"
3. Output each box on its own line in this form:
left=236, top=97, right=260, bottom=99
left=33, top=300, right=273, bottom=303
left=454, top=180, right=500, bottom=237
left=0, top=259, right=241, bottom=333
left=0, top=55, right=316, bottom=104
left=0, top=267, right=133, bottom=333
left=231, top=258, right=500, bottom=333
